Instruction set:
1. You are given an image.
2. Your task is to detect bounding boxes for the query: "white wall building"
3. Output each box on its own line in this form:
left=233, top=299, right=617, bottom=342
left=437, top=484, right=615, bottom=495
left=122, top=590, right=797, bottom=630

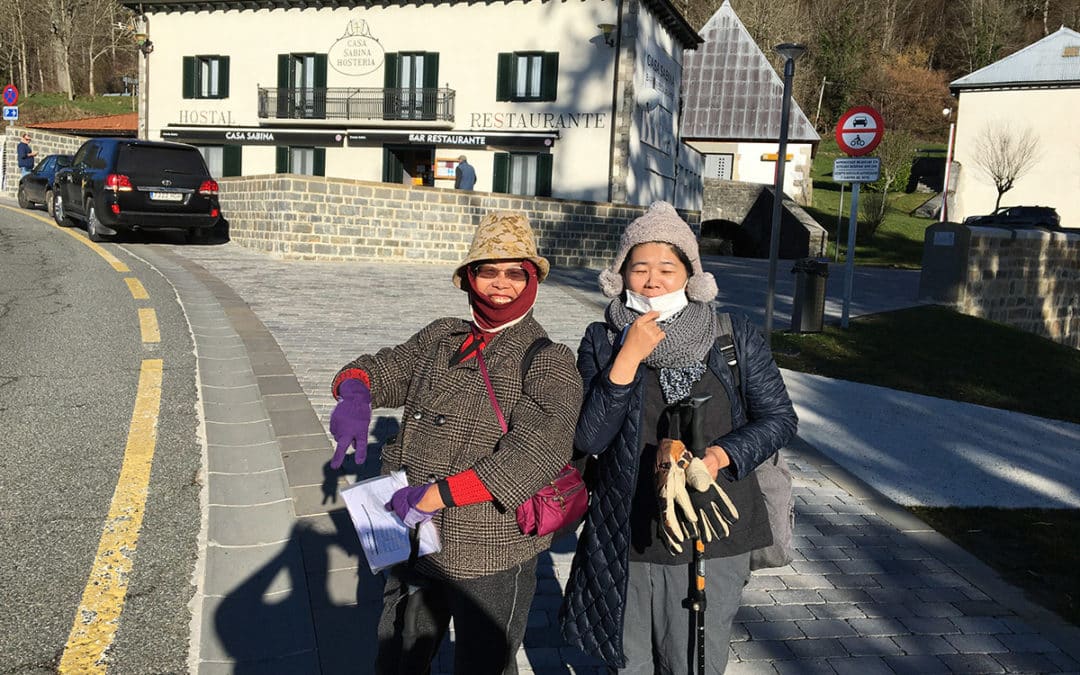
left=125, top=0, right=703, bottom=209
left=949, top=27, right=1080, bottom=228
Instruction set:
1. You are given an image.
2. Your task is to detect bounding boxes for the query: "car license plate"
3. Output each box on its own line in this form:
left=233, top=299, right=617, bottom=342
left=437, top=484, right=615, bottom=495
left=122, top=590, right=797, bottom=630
left=150, top=191, right=184, bottom=202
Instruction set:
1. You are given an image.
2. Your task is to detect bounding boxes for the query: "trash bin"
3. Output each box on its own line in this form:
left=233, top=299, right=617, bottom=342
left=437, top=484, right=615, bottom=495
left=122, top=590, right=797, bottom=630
left=791, top=259, right=829, bottom=333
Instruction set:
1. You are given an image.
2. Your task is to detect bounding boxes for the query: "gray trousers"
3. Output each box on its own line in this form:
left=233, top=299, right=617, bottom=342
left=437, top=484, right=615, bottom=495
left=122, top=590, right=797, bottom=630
left=618, top=553, right=750, bottom=675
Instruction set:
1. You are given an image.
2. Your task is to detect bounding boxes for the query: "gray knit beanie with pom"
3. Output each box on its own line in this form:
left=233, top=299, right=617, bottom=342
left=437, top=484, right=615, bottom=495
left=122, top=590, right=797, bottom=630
left=598, top=201, right=718, bottom=302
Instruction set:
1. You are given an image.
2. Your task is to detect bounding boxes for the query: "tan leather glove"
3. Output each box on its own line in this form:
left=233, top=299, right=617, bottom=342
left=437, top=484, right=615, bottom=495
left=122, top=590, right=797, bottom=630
left=656, top=439, right=698, bottom=553
left=683, top=456, right=740, bottom=543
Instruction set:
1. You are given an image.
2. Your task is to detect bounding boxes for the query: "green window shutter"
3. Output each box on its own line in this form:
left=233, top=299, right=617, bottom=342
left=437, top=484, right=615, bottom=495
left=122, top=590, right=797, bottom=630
left=382, top=147, right=403, bottom=183
left=423, top=52, right=439, bottom=89
left=218, top=56, right=230, bottom=98
left=314, top=148, right=326, bottom=177
left=536, top=154, right=553, bottom=196
left=541, top=52, right=559, bottom=101
left=496, top=53, right=513, bottom=101
left=223, top=145, right=242, bottom=177
left=383, top=53, right=400, bottom=119
left=313, top=54, right=328, bottom=118
left=276, top=146, right=289, bottom=173
left=492, top=153, right=510, bottom=193
left=182, top=56, right=196, bottom=99
left=276, top=54, right=290, bottom=117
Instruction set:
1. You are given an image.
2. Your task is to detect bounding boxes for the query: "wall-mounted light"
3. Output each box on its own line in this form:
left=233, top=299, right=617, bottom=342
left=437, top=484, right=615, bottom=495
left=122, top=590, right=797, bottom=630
left=138, top=39, right=154, bottom=57
left=597, top=23, right=617, bottom=47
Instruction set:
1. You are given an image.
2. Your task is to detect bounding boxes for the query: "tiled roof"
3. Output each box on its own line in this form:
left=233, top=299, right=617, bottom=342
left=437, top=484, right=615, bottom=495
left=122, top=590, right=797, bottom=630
left=681, top=0, right=818, bottom=143
left=30, top=112, right=138, bottom=136
left=951, top=26, right=1080, bottom=91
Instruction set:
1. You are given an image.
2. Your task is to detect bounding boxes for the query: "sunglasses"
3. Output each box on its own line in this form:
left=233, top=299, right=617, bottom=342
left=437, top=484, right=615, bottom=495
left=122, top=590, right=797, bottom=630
left=473, top=264, right=529, bottom=283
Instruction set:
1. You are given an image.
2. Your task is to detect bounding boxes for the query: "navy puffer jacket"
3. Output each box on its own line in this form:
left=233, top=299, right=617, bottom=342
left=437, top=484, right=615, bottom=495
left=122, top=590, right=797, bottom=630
left=559, top=311, right=797, bottom=667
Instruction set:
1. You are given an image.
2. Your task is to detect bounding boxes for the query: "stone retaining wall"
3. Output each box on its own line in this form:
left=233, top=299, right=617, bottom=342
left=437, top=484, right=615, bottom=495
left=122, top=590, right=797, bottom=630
left=919, top=222, right=1080, bottom=348
left=218, top=174, right=700, bottom=269
left=3, top=128, right=84, bottom=197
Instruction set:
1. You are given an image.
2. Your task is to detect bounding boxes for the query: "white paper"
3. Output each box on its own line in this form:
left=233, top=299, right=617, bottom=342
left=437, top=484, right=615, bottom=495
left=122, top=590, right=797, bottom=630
left=340, top=470, right=442, bottom=575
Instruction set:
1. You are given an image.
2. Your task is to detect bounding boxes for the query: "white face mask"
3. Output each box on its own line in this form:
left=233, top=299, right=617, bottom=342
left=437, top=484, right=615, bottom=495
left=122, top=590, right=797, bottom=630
left=625, top=287, right=689, bottom=322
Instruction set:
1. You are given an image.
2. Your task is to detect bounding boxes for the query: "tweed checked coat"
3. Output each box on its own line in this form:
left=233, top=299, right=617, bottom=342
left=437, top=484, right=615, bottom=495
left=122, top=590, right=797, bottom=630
left=336, top=314, right=582, bottom=580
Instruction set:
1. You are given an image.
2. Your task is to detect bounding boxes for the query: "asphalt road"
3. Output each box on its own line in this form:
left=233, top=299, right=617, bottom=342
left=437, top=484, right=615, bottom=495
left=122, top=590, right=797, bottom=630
left=0, top=205, right=202, bottom=673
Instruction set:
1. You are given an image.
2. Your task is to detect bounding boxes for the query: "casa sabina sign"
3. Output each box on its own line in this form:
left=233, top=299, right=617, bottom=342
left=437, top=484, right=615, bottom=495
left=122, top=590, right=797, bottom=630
left=329, top=20, right=384, bottom=76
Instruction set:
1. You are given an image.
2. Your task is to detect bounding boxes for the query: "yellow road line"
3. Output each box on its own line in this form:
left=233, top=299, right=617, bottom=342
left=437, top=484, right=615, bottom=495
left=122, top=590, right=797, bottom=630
left=59, top=359, right=163, bottom=673
left=0, top=204, right=129, bottom=272
left=124, top=277, right=149, bottom=300
left=138, top=308, right=161, bottom=343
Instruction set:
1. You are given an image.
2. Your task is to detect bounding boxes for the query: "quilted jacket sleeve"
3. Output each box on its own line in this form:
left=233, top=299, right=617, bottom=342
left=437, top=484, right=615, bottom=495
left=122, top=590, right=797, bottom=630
left=715, top=313, right=798, bottom=480
left=333, top=318, right=456, bottom=410
left=573, top=323, right=641, bottom=456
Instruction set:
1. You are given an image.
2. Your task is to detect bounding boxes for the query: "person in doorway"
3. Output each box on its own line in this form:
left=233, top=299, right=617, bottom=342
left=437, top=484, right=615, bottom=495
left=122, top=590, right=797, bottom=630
left=560, top=201, right=797, bottom=674
left=328, top=211, right=582, bottom=674
left=17, top=133, right=37, bottom=177
left=455, top=154, right=477, bottom=190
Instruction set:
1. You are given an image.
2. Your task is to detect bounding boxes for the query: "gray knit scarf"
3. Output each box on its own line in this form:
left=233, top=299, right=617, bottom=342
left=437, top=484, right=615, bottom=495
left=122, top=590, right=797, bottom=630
left=605, top=298, right=718, bottom=403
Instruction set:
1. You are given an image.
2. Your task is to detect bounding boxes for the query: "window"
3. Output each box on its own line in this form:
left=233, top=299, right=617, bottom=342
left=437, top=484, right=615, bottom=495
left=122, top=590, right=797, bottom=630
left=492, top=152, right=552, bottom=196
left=275, top=146, right=325, bottom=176
left=497, top=52, right=558, bottom=101
left=705, top=154, right=733, bottom=180
left=383, top=52, right=440, bottom=120
left=182, top=56, right=230, bottom=99
left=276, top=53, right=328, bottom=118
left=196, top=146, right=242, bottom=178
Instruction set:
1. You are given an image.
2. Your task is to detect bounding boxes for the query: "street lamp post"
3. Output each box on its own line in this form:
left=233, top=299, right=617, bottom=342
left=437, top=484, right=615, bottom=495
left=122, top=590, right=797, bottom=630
left=940, top=107, right=955, bottom=222
left=763, top=42, right=806, bottom=337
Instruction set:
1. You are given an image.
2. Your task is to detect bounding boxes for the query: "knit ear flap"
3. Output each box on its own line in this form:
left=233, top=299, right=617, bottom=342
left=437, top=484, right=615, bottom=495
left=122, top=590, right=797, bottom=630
left=686, top=272, right=718, bottom=303
left=599, top=268, right=624, bottom=298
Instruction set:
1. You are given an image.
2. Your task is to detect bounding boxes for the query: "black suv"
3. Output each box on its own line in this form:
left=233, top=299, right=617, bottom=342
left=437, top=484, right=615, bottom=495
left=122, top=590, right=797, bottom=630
left=53, top=138, right=221, bottom=242
left=963, top=206, right=1061, bottom=230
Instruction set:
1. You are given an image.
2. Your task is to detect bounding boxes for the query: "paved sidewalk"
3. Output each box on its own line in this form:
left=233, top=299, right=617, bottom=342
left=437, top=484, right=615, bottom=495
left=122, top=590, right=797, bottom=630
left=142, top=242, right=1079, bottom=674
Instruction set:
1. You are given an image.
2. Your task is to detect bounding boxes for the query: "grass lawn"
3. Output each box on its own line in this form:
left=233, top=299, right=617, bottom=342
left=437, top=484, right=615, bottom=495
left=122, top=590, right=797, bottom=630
left=773, top=305, right=1080, bottom=626
left=807, top=139, right=941, bottom=269
left=19, top=93, right=135, bottom=125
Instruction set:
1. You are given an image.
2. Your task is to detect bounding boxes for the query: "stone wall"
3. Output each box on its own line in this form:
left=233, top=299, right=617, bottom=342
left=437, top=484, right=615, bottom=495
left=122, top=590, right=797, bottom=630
left=919, top=222, right=1080, bottom=348
left=217, top=174, right=700, bottom=269
left=2, top=128, right=85, bottom=197
left=700, top=178, right=828, bottom=259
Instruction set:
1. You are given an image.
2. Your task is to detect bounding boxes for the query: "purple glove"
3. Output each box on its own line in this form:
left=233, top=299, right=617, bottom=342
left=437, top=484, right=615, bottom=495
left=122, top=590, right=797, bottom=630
left=387, top=484, right=438, bottom=528
left=329, top=378, right=372, bottom=470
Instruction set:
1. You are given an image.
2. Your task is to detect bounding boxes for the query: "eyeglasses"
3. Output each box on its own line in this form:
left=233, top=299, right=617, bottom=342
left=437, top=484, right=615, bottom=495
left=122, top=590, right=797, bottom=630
left=473, top=265, right=529, bottom=283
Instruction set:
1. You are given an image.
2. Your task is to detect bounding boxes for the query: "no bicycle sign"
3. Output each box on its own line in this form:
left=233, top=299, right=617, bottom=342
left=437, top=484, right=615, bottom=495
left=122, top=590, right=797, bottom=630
left=835, top=106, right=884, bottom=156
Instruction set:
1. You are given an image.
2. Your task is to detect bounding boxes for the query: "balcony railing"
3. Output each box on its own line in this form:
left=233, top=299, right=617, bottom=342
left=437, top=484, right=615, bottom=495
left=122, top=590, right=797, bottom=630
left=257, top=87, right=455, bottom=122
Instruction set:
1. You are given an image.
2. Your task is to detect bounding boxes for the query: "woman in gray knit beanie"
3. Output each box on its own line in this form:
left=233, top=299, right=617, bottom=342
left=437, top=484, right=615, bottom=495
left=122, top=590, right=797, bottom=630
left=561, top=201, right=798, bottom=673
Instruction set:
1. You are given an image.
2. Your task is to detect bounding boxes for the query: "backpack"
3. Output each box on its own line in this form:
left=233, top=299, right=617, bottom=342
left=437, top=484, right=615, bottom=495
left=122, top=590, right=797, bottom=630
left=716, top=313, right=796, bottom=571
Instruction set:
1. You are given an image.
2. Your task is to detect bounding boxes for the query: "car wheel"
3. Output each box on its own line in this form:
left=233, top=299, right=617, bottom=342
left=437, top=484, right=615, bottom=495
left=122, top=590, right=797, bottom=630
left=45, top=190, right=55, bottom=218
left=54, top=193, right=77, bottom=227
left=17, top=185, right=30, bottom=209
left=86, top=198, right=107, bottom=242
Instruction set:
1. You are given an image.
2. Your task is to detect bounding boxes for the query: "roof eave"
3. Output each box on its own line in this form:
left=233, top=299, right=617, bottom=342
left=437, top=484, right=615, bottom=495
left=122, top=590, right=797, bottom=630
left=951, top=79, right=1080, bottom=94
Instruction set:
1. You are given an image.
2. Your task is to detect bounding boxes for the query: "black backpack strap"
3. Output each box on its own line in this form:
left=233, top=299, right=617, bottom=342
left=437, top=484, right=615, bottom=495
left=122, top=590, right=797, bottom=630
left=715, top=312, right=744, bottom=408
left=521, top=337, right=554, bottom=380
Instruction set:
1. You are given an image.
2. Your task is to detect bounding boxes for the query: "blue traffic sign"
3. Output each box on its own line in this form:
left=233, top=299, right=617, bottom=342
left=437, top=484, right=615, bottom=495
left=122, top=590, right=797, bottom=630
left=2, top=106, right=18, bottom=121
left=2, top=84, right=18, bottom=106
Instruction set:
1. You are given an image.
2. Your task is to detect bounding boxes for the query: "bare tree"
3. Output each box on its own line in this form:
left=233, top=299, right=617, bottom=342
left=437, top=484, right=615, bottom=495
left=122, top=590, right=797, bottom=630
left=972, top=122, right=1041, bottom=211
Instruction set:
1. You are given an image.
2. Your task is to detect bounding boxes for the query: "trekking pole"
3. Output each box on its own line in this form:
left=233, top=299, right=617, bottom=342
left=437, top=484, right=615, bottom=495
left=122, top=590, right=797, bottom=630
left=682, top=395, right=711, bottom=675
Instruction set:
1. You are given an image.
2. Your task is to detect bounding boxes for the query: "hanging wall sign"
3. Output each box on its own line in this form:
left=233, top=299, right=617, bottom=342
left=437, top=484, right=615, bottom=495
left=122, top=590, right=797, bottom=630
left=328, top=20, right=385, bottom=76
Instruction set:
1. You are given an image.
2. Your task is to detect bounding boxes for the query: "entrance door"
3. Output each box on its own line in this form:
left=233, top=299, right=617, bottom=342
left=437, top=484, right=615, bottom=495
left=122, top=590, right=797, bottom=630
left=384, top=53, right=439, bottom=120
left=383, top=145, right=435, bottom=186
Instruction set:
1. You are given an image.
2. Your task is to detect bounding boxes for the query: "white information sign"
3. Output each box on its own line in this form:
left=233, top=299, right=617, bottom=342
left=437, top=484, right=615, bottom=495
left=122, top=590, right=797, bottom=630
left=2, top=106, right=18, bottom=121
left=833, top=157, right=881, bottom=183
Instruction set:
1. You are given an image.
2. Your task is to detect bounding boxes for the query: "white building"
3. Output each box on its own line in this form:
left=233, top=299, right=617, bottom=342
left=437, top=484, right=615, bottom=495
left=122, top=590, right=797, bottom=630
left=949, top=26, right=1080, bottom=228
left=125, top=0, right=704, bottom=208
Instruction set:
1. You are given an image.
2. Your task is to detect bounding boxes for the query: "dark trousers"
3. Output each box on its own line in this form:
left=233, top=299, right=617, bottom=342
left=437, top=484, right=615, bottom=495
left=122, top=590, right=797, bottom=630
left=374, top=557, right=538, bottom=675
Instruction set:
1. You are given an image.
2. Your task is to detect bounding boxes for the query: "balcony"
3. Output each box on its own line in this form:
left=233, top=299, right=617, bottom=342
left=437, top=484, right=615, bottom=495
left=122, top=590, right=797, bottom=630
left=256, top=87, right=455, bottom=123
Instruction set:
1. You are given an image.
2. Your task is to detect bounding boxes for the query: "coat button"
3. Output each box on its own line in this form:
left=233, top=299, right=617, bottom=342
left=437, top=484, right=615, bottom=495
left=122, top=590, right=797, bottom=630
left=435, top=415, right=447, bottom=426
left=412, top=411, right=423, bottom=420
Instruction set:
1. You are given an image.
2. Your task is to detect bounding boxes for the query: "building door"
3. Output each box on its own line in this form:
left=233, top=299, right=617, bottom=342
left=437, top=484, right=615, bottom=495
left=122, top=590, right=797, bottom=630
left=384, top=53, right=439, bottom=120
left=383, top=145, right=435, bottom=186
left=277, top=53, right=327, bottom=118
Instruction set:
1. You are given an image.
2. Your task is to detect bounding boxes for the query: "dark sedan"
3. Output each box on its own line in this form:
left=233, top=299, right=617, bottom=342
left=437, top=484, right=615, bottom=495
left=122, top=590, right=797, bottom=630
left=18, top=154, right=73, bottom=216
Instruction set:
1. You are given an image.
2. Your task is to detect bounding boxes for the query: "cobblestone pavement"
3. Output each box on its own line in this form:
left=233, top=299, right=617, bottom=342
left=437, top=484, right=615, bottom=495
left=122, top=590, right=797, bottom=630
left=164, top=242, right=1080, bottom=674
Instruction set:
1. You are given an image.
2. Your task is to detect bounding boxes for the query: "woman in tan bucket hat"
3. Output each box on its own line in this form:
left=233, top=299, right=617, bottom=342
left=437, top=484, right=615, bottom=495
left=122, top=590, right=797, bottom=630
left=328, top=211, right=582, bottom=674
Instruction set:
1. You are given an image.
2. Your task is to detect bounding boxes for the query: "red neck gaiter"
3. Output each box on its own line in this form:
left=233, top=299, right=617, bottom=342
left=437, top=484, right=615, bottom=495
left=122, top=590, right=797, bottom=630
left=466, top=260, right=539, bottom=332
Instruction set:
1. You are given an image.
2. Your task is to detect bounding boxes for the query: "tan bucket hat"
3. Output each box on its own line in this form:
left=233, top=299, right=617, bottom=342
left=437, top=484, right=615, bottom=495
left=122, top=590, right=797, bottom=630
left=452, top=211, right=550, bottom=288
